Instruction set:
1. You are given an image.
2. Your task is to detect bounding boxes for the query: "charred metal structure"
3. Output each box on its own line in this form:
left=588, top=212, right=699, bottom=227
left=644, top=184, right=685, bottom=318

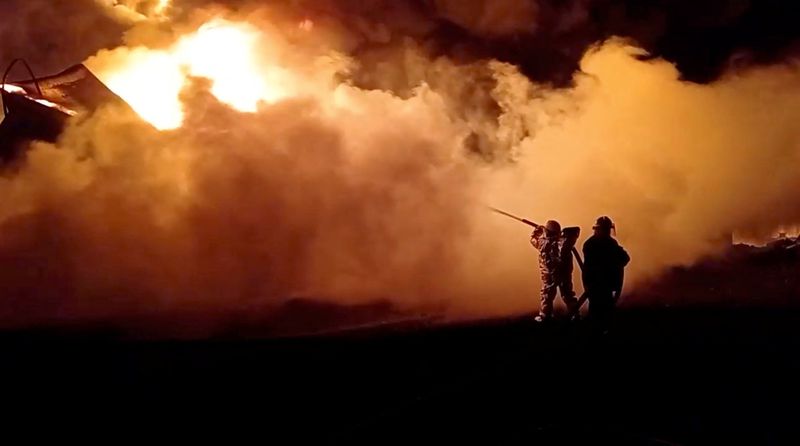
left=0, top=60, right=127, bottom=161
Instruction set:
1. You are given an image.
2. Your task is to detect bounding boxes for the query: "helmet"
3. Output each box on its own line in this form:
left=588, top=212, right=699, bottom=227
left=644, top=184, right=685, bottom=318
left=593, top=216, right=615, bottom=231
left=544, top=220, right=561, bottom=235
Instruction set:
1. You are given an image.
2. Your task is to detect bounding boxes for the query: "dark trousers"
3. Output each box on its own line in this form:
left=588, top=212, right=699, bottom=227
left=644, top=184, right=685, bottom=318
left=587, top=288, right=616, bottom=328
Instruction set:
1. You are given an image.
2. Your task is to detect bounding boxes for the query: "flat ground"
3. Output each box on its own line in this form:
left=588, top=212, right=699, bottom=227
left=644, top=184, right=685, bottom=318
left=3, top=307, right=799, bottom=445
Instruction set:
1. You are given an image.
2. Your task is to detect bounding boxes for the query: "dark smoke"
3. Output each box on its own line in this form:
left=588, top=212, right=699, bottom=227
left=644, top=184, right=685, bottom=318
left=0, top=0, right=127, bottom=77
left=4, top=1, right=796, bottom=86
left=186, top=0, right=800, bottom=86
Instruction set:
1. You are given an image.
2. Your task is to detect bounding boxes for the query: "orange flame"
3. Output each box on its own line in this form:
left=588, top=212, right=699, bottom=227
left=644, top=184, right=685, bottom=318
left=92, top=19, right=293, bottom=130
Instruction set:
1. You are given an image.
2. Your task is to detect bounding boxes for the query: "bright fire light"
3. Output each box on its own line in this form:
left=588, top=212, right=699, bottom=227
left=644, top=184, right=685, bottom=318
left=93, top=19, right=293, bottom=130
left=155, top=0, right=170, bottom=14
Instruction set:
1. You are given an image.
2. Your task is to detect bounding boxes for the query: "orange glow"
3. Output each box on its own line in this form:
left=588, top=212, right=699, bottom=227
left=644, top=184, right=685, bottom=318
left=1, top=85, right=78, bottom=116
left=92, top=19, right=293, bottom=130
left=155, top=0, right=170, bottom=14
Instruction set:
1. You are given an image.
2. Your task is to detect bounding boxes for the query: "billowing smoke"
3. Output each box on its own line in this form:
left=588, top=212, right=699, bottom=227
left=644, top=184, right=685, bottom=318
left=0, top=84, right=473, bottom=330
left=0, top=0, right=129, bottom=76
left=3, top=1, right=798, bottom=87
left=0, top=1, right=798, bottom=334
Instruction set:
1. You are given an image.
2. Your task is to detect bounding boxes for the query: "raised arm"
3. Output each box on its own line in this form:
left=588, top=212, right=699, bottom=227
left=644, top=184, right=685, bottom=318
left=530, top=226, right=545, bottom=250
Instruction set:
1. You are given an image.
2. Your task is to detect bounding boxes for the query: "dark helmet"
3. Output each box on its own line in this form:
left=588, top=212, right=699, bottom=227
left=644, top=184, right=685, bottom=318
left=544, top=220, right=561, bottom=235
left=593, top=216, right=615, bottom=231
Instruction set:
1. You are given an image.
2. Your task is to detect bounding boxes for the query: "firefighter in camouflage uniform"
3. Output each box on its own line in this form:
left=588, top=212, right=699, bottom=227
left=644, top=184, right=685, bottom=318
left=530, top=220, right=579, bottom=322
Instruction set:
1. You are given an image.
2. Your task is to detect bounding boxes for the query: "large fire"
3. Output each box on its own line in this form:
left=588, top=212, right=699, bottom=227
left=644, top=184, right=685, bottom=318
left=92, top=19, right=294, bottom=130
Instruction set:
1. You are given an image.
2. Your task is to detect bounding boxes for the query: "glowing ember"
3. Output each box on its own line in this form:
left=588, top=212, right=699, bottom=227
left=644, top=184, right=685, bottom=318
left=91, top=19, right=292, bottom=130
left=1, top=85, right=78, bottom=116
left=1, top=85, right=26, bottom=94
left=34, top=99, right=78, bottom=116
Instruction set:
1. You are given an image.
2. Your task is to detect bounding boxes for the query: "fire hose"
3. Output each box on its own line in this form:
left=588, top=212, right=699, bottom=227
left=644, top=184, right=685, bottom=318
left=489, top=206, right=584, bottom=268
left=490, top=207, right=608, bottom=312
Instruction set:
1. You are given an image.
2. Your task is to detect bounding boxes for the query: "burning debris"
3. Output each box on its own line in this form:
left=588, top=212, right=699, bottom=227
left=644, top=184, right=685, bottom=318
left=0, top=61, right=130, bottom=161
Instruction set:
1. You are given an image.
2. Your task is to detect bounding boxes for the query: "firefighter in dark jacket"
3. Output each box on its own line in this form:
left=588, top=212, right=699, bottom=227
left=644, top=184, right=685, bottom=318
left=582, top=216, right=630, bottom=323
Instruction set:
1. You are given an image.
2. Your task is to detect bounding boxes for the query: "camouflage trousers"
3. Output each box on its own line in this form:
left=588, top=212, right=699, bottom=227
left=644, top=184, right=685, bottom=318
left=539, top=272, right=578, bottom=319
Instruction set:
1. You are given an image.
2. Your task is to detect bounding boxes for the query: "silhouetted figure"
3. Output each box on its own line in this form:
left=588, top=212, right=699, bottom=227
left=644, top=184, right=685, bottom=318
left=582, top=216, right=630, bottom=327
left=531, top=220, right=578, bottom=321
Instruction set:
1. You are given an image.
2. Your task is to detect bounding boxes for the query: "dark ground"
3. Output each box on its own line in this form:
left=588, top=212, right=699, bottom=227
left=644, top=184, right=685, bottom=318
left=3, top=306, right=800, bottom=445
